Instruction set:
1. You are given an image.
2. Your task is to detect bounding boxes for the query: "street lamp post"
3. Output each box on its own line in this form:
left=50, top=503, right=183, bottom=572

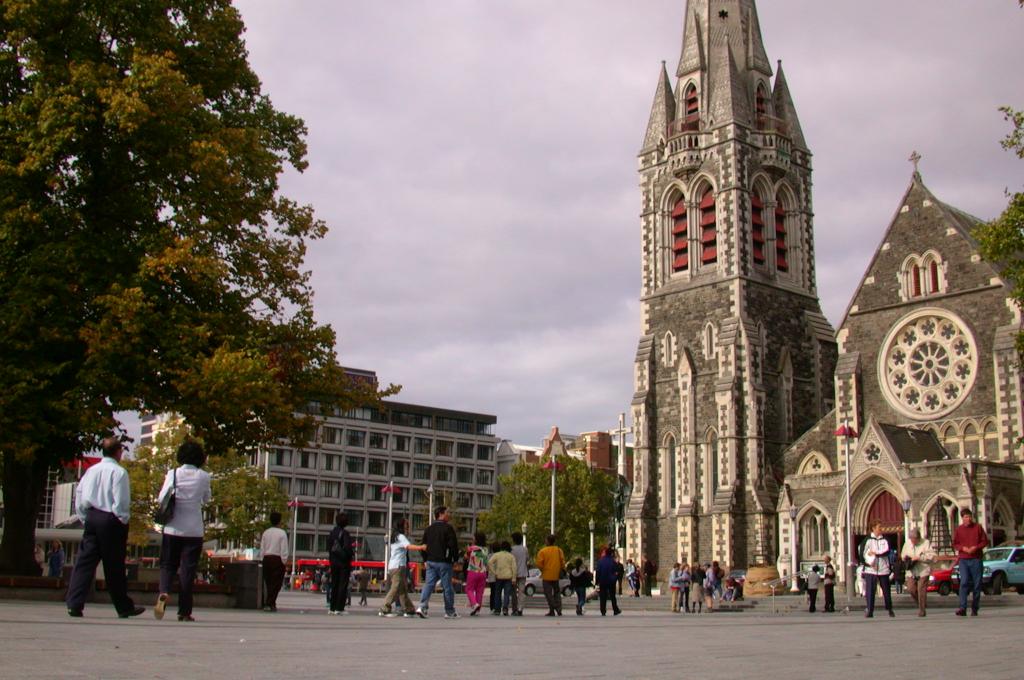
left=287, top=497, right=303, bottom=588
left=834, top=421, right=858, bottom=601
left=542, top=458, right=563, bottom=535
left=427, top=483, right=435, bottom=524
left=382, top=481, right=399, bottom=573
left=589, top=518, right=596, bottom=570
left=789, top=506, right=800, bottom=592
left=521, top=522, right=528, bottom=556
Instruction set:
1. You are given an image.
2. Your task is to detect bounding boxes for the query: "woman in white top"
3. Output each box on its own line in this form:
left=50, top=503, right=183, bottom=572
left=901, top=527, right=936, bottom=616
left=862, top=521, right=894, bottom=618
left=154, top=440, right=212, bottom=622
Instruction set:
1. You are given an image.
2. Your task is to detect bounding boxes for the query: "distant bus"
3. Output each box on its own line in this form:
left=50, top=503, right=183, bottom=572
left=292, top=559, right=422, bottom=591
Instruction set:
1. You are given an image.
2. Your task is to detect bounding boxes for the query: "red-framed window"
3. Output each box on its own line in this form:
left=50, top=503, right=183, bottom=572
left=684, top=84, right=699, bottom=124
left=912, top=265, right=922, bottom=297
left=751, top=194, right=766, bottom=266
left=755, top=83, right=769, bottom=117
left=672, top=196, right=688, bottom=272
left=700, top=188, right=717, bottom=265
left=929, top=260, right=940, bottom=293
left=775, top=203, right=788, bottom=272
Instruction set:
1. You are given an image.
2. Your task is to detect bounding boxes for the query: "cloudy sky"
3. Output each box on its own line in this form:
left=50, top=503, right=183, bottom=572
left=127, top=1, right=1024, bottom=448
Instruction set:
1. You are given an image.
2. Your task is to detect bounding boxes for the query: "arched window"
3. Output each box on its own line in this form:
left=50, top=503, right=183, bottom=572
left=666, top=436, right=677, bottom=511
left=751, top=193, right=766, bottom=266
left=707, top=430, right=719, bottom=494
left=941, top=424, right=960, bottom=457
left=927, top=498, right=959, bottom=554
left=672, top=196, right=688, bottom=273
left=662, top=331, right=676, bottom=367
left=982, top=420, right=999, bottom=460
left=683, top=84, right=699, bottom=130
left=775, top=203, right=788, bottom=272
left=703, top=322, right=717, bottom=361
left=963, top=423, right=979, bottom=459
left=929, top=260, right=940, bottom=294
left=912, top=264, right=922, bottom=296
left=901, top=252, right=946, bottom=299
left=699, top=187, right=717, bottom=266
left=800, top=508, right=829, bottom=560
left=755, top=83, right=769, bottom=118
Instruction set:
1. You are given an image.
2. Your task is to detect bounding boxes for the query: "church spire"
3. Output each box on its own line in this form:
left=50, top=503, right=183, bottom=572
left=707, top=33, right=751, bottom=127
left=772, top=60, right=807, bottom=150
left=641, top=61, right=676, bottom=151
left=676, top=5, right=705, bottom=77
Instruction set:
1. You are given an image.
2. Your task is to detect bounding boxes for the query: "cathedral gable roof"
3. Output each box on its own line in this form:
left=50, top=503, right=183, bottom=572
left=837, top=171, right=1002, bottom=332
left=875, top=423, right=951, bottom=465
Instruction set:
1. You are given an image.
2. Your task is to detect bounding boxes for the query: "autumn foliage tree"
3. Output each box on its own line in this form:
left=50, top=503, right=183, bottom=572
left=0, top=1, right=390, bottom=574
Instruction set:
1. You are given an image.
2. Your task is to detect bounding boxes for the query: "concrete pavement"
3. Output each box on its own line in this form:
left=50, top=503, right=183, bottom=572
left=1, top=590, right=1020, bottom=679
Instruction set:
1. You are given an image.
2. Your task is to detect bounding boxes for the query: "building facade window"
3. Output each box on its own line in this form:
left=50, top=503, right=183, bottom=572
left=322, top=454, right=342, bottom=472
left=751, top=193, right=766, bottom=267
left=672, top=195, right=689, bottom=273
left=457, top=442, right=475, bottom=459
left=900, top=252, right=946, bottom=300
left=298, top=451, right=317, bottom=469
left=799, top=509, right=829, bottom=560
left=436, top=440, right=453, bottom=457
left=346, top=430, right=366, bottom=448
left=774, top=203, right=788, bottom=272
left=476, top=470, right=493, bottom=486
left=345, top=482, right=364, bottom=501
left=319, top=507, right=337, bottom=525
left=322, top=426, right=342, bottom=445
left=415, top=437, right=433, bottom=455
left=878, top=309, right=977, bottom=419
left=345, top=456, right=365, bottom=474
left=456, top=467, right=475, bottom=484
left=393, top=435, right=410, bottom=452
left=294, top=478, right=316, bottom=496
left=414, top=462, right=432, bottom=480
left=391, top=460, right=408, bottom=478
left=319, top=481, right=340, bottom=499
left=699, top=187, right=717, bottom=266
left=369, top=432, right=388, bottom=450
left=270, top=449, right=291, bottom=467
left=476, top=444, right=493, bottom=461
left=683, top=83, right=699, bottom=128
left=435, top=465, right=453, bottom=482
left=368, top=511, right=386, bottom=528
left=368, top=458, right=387, bottom=476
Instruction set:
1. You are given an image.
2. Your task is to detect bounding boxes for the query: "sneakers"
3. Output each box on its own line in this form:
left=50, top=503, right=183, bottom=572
left=443, top=612, right=460, bottom=619
left=177, top=615, right=195, bottom=622
left=511, top=610, right=523, bottom=617
left=955, top=608, right=967, bottom=617
left=414, top=608, right=427, bottom=619
left=470, top=605, right=480, bottom=617
left=118, top=606, right=146, bottom=619
left=888, top=610, right=895, bottom=618
left=502, top=609, right=509, bottom=616
left=378, top=610, right=396, bottom=617
left=67, top=608, right=83, bottom=618
left=403, top=612, right=416, bottom=618
left=154, top=594, right=168, bottom=620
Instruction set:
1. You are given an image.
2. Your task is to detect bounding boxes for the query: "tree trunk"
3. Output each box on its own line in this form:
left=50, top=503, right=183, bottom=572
left=0, top=452, right=49, bottom=575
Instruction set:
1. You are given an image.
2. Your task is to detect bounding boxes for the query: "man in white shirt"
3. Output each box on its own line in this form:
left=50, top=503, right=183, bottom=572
left=260, top=512, right=289, bottom=612
left=862, top=521, right=895, bottom=618
left=66, top=437, right=144, bottom=618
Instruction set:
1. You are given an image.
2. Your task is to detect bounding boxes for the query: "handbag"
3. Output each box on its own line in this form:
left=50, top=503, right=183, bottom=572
left=153, top=468, right=177, bottom=525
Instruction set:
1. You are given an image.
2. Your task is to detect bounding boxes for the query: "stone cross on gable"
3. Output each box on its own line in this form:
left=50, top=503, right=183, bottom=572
left=909, top=150, right=922, bottom=175
left=609, top=412, right=633, bottom=479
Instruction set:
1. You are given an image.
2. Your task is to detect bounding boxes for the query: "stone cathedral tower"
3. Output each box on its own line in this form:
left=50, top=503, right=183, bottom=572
left=626, top=0, right=837, bottom=576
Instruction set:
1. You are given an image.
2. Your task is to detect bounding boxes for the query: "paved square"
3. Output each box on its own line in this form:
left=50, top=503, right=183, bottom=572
left=2, top=591, right=1019, bottom=679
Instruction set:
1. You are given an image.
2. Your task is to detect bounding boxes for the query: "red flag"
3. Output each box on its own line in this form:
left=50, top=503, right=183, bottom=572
left=381, top=484, right=401, bottom=494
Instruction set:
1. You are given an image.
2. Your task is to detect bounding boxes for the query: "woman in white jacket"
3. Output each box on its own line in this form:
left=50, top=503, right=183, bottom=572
left=862, top=521, right=894, bottom=618
left=154, top=440, right=212, bottom=622
left=901, top=528, right=936, bottom=617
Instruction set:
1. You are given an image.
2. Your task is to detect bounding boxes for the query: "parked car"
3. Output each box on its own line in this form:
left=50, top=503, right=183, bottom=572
left=927, top=558, right=959, bottom=596
left=523, top=568, right=573, bottom=597
left=982, top=543, right=1024, bottom=595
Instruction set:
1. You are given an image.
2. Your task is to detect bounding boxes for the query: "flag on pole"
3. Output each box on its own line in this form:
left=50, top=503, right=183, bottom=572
left=287, top=499, right=305, bottom=508
left=381, top=483, right=401, bottom=494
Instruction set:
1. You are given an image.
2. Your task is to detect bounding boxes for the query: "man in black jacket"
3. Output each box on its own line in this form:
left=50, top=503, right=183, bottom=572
left=415, top=506, right=459, bottom=618
left=327, top=512, right=355, bottom=615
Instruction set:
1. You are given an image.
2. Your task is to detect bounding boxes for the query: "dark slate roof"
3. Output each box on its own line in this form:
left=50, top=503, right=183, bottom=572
left=877, top=423, right=951, bottom=464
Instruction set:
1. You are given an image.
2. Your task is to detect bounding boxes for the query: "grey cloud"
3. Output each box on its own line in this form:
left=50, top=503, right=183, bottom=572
left=118, top=0, right=1021, bottom=447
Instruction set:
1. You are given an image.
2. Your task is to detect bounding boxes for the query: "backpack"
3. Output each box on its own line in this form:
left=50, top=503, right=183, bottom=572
left=856, top=536, right=870, bottom=567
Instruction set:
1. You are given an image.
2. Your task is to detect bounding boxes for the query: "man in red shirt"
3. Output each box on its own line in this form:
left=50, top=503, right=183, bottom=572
left=952, top=508, right=989, bottom=617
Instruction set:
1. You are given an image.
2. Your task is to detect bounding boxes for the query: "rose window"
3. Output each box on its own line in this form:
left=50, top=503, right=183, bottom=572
left=879, top=310, right=977, bottom=419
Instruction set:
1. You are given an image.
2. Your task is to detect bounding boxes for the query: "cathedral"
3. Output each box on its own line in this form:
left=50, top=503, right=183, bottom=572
left=625, top=0, right=1022, bottom=583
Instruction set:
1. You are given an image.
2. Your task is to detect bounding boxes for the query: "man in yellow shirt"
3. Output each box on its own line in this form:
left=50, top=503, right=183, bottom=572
left=535, top=534, right=566, bottom=616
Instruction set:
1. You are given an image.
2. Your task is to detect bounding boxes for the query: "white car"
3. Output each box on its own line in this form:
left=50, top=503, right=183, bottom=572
left=523, top=568, right=573, bottom=597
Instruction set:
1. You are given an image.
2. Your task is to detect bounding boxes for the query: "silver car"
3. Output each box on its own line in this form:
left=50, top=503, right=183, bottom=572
left=523, top=568, right=573, bottom=597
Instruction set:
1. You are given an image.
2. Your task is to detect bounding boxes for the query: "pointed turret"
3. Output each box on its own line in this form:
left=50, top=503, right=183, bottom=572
left=641, top=61, right=676, bottom=151
left=707, top=33, right=751, bottom=127
left=676, top=4, right=705, bottom=77
left=745, top=1, right=773, bottom=77
left=772, top=61, right=807, bottom=150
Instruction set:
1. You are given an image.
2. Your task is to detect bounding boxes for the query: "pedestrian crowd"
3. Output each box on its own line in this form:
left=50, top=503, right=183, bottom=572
left=56, top=443, right=997, bottom=624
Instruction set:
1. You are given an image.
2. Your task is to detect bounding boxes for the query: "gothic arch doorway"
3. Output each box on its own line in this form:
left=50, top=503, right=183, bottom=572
left=854, top=489, right=906, bottom=558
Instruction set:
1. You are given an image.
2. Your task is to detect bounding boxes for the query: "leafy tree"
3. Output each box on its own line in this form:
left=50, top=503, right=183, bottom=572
left=975, top=105, right=1024, bottom=358
left=479, top=456, right=616, bottom=561
left=0, top=1, right=393, bottom=574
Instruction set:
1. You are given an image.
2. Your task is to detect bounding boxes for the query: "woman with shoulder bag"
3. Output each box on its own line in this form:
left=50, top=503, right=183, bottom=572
left=154, top=440, right=212, bottom=622
left=901, top=527, right=936, bottom=617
